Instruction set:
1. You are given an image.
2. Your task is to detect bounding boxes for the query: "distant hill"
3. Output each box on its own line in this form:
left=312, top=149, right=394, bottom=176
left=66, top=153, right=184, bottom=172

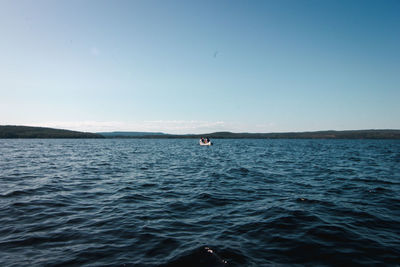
left=97, top=131, right=167, bottom=137
left=199, top=130, right=400, bottom=139
left=110, top=130, right=400, bottom=139
left=0, top=126, right=104, bottom=138
left=2, top=126, right=399, bottom=139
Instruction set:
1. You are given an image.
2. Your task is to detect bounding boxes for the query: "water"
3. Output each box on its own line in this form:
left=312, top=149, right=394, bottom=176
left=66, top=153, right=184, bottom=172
left=0, top=139, right=399, bottom=266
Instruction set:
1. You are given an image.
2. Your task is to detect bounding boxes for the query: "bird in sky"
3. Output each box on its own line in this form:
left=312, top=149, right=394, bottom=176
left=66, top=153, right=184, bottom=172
left=213, top=50, right=219, bottom=58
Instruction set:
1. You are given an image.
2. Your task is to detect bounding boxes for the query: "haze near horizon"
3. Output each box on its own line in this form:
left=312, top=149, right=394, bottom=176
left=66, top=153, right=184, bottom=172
left=1, top=0, right=399, bottom=134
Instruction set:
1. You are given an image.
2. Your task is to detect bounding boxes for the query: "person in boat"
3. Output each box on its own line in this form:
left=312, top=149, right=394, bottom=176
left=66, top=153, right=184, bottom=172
left=200, top=137, right=209, bottom=144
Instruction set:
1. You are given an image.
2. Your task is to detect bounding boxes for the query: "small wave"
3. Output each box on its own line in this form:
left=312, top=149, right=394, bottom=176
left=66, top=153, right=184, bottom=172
left=195, top=193, right=234, bottom=207
left=226, top=167, right=250, bottom=177
left=0, top=231, right=81, bottom=248
left=295, top=197, right=337, bottom=208
left=351, top=177, right=400, bottom=185
left=119, top=193, right=153, bottom=203
left=1, top=189, right=34, bottom=198
left=0, top=184, right=59, bottom=198
left=141, top=183, right=158, bottom=188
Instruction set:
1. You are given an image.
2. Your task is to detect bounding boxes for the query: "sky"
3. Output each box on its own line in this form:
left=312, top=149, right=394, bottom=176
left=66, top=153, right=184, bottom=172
left=1, top=0, right=399, bottom=134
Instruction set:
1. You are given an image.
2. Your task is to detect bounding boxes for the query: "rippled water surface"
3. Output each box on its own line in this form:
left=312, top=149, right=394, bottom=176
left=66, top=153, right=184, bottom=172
left=1, top=139, right=399, bottom=266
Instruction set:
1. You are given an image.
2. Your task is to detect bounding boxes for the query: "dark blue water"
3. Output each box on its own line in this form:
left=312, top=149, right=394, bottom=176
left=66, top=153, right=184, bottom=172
left=0, top=139, right=399, bottom=266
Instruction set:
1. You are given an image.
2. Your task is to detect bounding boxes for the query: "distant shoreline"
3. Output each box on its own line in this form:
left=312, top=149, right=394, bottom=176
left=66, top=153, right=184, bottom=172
left=1, top=126, right=400, bottom=139
left=102, top=130, right=400, bottom=139
left=0, top=125, right=103, bottom=139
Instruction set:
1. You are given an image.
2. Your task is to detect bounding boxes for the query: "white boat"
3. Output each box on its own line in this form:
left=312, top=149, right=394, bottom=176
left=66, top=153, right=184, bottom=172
left=199, top=139, right=212, bottom=146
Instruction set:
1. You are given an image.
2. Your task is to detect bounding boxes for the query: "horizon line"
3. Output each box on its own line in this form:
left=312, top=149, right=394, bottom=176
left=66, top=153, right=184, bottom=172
left=2, top=125, right=400, bottom=136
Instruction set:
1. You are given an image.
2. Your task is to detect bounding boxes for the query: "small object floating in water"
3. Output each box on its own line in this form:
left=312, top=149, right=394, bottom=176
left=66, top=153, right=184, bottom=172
left=199, top=138, right=213, bottom=146
left=167, top=246, right=227, bottom=266
left=205, top=247, right=214, bottom=253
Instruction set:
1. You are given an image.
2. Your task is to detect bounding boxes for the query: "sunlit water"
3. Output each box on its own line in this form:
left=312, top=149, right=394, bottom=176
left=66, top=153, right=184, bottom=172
left=0, top=139, right=399, bottom=266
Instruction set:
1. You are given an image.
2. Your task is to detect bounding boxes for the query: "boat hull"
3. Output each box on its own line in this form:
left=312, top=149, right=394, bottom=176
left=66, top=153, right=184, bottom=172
left=199, top=140, right=212, bottom=146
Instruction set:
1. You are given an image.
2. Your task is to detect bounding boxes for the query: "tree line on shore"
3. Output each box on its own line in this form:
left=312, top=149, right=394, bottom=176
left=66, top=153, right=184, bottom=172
left=1, top=126, right=399, bottom=139
left=0, top=126, right=103, bottom=138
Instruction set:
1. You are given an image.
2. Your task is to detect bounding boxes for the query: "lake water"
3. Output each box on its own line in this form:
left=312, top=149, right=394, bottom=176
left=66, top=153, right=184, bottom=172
left=0, top=139, right=399, bottom=266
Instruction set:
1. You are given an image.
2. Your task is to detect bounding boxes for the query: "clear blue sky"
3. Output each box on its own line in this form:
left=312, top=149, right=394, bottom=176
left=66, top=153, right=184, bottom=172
left=1, top=0, right=399, bottom=134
